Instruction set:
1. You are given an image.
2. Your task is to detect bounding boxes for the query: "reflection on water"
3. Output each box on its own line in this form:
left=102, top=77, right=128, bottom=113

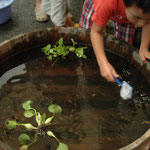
left=0, top=64, right=26, bottom=88
left=0, top=48, right=150, bottom=150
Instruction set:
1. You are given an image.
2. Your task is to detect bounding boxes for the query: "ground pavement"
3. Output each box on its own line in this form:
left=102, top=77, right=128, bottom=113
left=0, top=0, right=84, bottom=43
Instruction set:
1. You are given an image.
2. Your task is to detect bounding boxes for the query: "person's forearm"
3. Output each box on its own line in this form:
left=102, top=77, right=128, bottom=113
left=140, top=24, right=150, bottom=50
left=90, top=23, right=119, bottom=81
left=90, top=29, right=108, bottom=67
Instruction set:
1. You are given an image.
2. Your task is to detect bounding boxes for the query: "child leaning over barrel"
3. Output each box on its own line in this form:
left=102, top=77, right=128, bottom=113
left=79, top=0, right=150, bottom=82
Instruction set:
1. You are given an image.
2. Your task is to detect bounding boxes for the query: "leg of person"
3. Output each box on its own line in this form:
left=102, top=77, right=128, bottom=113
left=50, top=0, right=76, bottom=27
left=79, top=0, right=94, bottom=30
left=113, top=21, right=135, bottom=44
left=65, top=0, right=79, bottom=27
left=66, top=0, right=73, bottom=19
left=35, top=0, right=49, bottom=22
left=36, top=0, right=41, bottom=11
left=67, top=0, right=71, bottom=11
left=50, top=0, right=67, bottom=27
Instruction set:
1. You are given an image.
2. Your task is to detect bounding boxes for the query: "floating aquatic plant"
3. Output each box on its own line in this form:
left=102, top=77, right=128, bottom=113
left=42, top=38, right=87, bottom=66
left=6, top=100, right=68, bottom=150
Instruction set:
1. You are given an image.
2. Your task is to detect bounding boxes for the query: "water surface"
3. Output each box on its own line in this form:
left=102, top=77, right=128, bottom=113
left=0, top=46, right=150, bottom=150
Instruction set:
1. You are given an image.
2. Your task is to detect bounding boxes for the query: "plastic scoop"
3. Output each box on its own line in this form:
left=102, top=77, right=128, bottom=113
left=114, top=77, right=133, bottom=100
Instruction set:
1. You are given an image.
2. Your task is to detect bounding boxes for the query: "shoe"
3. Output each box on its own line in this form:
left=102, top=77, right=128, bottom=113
left=35, top=9, right=49, bottom=22
left=64, top=17, right=79, bottom=28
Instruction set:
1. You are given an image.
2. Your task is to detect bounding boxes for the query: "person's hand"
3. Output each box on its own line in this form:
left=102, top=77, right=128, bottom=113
left=139, top=48, right=150, bottom=63
left=99, top=61, right=119, bottom=82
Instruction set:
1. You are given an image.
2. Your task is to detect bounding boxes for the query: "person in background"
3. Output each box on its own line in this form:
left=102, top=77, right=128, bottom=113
left=79, top=0, right=150, bottom=82
left=40, top=0, right=77, bottom=27
left=35, top=0, right=49, bottom=22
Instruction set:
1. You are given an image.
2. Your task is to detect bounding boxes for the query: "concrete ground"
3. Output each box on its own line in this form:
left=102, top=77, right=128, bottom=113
left=0, top=0, right=84, bottom=44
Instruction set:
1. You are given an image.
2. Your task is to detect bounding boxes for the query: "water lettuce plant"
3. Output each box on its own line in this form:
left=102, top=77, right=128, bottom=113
left=41, top=38, right=87, bottom=66
left=6, top=100, right=68, bottom=150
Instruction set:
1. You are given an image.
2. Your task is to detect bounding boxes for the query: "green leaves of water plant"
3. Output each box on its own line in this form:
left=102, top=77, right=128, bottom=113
left=24, top=109, right=35, bottom=118
left=22, top=100, right=33, bottom=110
left=48, top=104, right=62, bottom=114
left=47, top=131, right=68, bottom=150
left=57, top=143, right=68, bottom=150
left=19, top=145, right=28, bottom=150
left=19, top=134, right=38, bottom=150
left=6, top=120, right=18, bottom=130
left=41, top=113, right=46, bottom=124
left=6, top=100, right=68, bottom=150
left=19, top=134, right=31, bottom=145
left=22, top=123, right=37, bottom=130
left=42, top=38, right=87, bottom=66
left=6, top=119, right=37, bottom=131
left=45, top=115, right=54, bottom=124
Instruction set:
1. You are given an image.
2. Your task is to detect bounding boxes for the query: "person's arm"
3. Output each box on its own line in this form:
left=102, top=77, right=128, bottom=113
left=90, top=22, right=119, bottom=82
left=139, top=23, right=150, bottom=62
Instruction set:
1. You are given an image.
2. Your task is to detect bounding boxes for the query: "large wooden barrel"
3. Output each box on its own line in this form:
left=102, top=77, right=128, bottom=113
left=0, top=27, right=150, bottom=150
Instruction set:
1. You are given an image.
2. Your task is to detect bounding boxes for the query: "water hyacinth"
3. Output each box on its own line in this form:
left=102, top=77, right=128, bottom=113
left=45, top=116, right=54, bottom=124
left=23, top=123, right=38, bottom=130
left=6, top=120, right=18, bottom=130
left=6, top=100, right=68, bottom=150
left=42, top=38, right=87, bottom=66
left=19, top=145, right=28, bottom=150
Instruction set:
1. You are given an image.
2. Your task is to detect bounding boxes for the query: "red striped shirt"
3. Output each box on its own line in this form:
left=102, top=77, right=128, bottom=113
left=92, top=0, right=130, bottom=27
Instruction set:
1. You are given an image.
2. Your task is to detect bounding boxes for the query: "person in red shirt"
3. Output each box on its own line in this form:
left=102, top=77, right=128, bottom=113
left=79, top=0, right=150, bottom=82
